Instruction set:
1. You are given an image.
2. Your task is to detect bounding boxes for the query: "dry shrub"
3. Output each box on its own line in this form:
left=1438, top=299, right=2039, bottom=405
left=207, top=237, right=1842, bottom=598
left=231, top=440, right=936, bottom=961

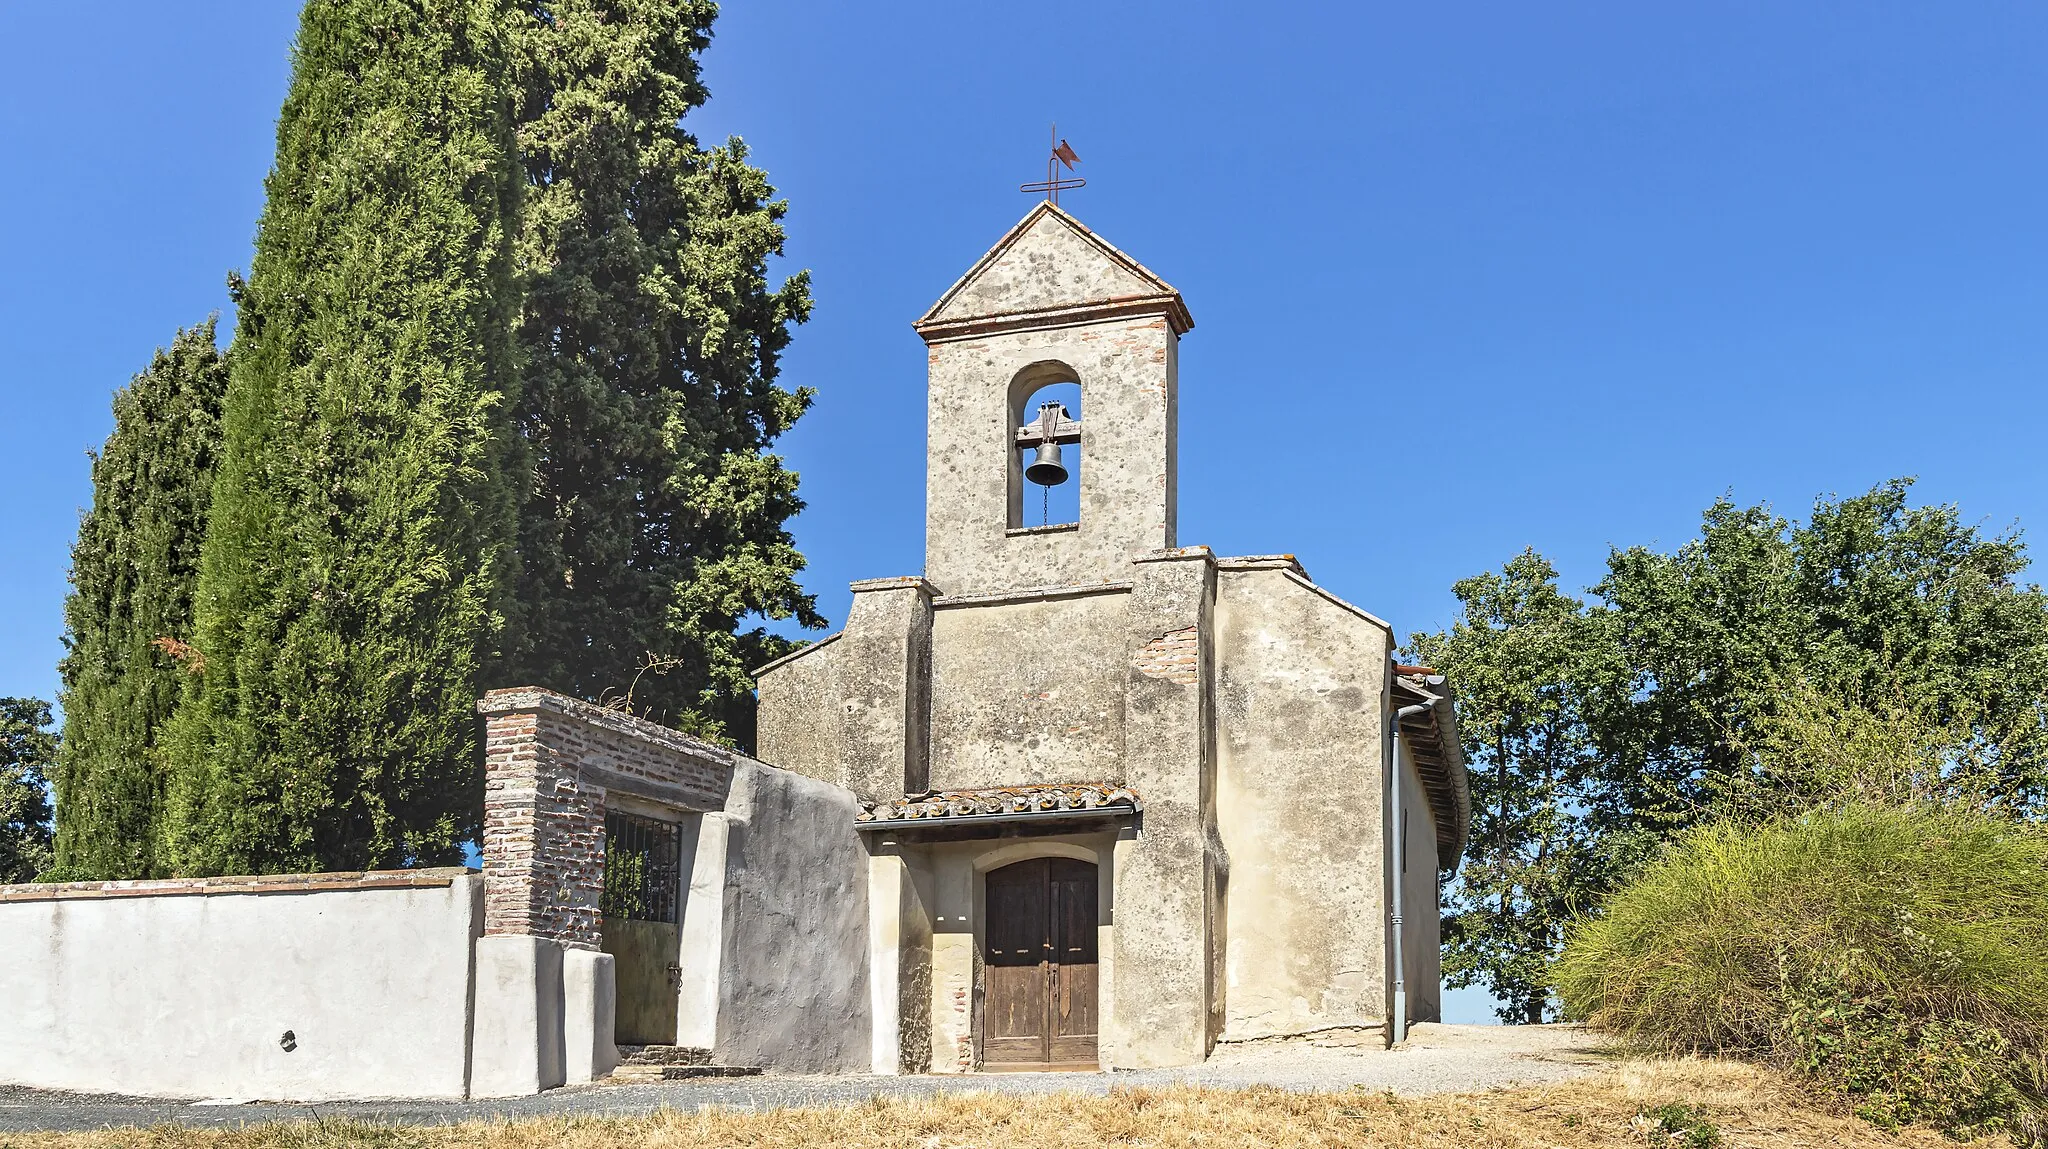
left=1556, top=803, right=2048, bottom=1142
left=0, top=1061, right=1963, bottom=1149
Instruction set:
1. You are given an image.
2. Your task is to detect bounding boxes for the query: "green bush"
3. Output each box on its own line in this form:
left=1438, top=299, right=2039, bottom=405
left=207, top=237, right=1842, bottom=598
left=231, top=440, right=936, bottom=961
left=1556, top=803, right=2048, bottom=1141
left=1636, top=1103, right=1724, bottom=1148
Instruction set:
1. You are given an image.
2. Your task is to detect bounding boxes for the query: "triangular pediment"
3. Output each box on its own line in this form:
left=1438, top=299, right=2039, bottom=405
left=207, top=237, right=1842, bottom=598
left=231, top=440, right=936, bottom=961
left=916, top=203, right=1192, bottom=337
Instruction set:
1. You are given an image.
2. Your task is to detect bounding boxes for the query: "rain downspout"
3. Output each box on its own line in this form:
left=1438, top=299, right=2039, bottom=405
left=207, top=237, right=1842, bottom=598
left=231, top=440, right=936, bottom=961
left=1387, top=694, right=1434, bottom=1048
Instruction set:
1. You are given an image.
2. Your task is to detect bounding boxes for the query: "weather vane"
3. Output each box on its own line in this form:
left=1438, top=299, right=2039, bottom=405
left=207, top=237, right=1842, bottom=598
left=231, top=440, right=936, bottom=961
left=1020, top=124, right=1084, bottom=204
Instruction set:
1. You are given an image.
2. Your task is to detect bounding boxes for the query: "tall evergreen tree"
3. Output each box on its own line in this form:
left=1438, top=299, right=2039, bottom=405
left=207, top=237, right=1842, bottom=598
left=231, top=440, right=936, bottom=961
left=507, top=1, right=820, bottom=747
left=54, top=321, right=228, bottom=879
left=162, top=0, right=524, bottom=875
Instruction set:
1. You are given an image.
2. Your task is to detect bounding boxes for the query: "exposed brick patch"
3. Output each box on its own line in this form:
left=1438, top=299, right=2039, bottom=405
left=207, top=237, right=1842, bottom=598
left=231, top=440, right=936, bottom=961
left=1134, top=625, right=1199, bottom=684
left=953, top=985, right=974, bottom=1070
left=0, top=868, right=468, bottom=903
left=479, top=687, right=740, bottom=951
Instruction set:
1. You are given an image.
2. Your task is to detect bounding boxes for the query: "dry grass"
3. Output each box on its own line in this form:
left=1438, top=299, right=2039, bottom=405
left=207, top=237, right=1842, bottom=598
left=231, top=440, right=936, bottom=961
left=0, top=1060, right=1969, bottom=1149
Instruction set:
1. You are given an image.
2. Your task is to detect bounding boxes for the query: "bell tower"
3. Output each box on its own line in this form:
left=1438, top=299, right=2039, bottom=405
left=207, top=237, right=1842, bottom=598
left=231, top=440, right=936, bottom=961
left=913, top=203, right=1194, bottom=596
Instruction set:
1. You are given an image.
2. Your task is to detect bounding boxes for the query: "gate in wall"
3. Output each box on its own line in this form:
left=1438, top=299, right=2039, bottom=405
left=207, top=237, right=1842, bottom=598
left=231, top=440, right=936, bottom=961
left=599, top=811, right=684, bottom=1045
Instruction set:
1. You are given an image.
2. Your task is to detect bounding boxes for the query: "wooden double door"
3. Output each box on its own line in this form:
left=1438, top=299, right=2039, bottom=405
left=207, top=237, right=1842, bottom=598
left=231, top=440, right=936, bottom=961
left=981, top=858, right=1099, bottom=1070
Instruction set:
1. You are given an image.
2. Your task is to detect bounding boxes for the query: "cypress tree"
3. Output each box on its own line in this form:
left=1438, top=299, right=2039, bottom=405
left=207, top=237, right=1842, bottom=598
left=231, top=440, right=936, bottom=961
left=163, top=0, right=523, bottom=875
left=507, top=1, right=820, bottom=747
left=53, top=321, right=228, bottom=879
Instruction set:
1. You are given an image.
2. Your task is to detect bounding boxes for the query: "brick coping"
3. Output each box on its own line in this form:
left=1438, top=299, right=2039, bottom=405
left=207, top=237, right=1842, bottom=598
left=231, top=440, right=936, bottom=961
left=478, top=685, right=746, bottom=766
left=0, top=866, right=474, bottom=903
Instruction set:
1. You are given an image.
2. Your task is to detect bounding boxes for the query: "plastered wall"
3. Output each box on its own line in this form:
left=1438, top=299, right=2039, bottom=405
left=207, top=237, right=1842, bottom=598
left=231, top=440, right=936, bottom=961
left=868, top=831, right=1119, bottom=1074
left=712, top=761, right=874, bottom=1072
left=1395, top=746, right=1446, bottom=1024
left=927, top=590, right=1130, bottom=791
left=1212, top=566, right=1393, bottom=1041
left=0, top=872, right=481, bottom=1100
left=754, top=634, right=843, bottom=783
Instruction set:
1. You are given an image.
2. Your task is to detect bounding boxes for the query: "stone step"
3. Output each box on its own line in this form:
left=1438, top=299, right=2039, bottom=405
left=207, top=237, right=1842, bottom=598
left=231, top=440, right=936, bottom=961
left=607, top=1063, right=764, bottom=1083
left=615, top=1044, right=712, bottom=1066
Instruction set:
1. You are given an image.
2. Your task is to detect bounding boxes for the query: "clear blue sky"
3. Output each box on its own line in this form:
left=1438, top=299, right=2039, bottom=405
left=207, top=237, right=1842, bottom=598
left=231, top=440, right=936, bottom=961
left=5, top=4, right=2047, bottom=1020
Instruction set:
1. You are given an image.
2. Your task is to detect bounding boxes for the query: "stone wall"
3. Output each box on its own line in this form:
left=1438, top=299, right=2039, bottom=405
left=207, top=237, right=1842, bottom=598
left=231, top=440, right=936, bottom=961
left=1395, top=745, right=1447, bottom=1024
left=916, top=206, right=1190, bottom=598
left=754, top=633, right=843, bottom=782
left=1107, top=546, right=1222, bottom=1067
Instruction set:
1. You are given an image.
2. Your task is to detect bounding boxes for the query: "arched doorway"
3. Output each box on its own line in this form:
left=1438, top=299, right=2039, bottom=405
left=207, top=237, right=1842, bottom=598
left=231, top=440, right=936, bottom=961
left=981, top=857, right=1099, bottom=1070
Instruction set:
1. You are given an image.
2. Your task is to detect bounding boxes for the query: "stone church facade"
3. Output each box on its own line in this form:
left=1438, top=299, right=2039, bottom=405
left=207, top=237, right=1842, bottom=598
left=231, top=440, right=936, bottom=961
left=0, top=204, right=1467, bottom=1101
left=756, top=203, right=1470, bottom=1073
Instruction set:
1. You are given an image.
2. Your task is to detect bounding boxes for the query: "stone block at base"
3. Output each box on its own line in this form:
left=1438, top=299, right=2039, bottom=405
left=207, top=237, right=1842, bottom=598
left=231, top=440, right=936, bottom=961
left=563, top=948, right=618, bottom=1084
left=469, top=935, right=566, bottom=1097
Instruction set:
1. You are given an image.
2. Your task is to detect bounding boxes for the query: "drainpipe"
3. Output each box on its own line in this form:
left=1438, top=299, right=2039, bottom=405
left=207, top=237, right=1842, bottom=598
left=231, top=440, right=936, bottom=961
left=1387, top=695, right=1434, bottom=1048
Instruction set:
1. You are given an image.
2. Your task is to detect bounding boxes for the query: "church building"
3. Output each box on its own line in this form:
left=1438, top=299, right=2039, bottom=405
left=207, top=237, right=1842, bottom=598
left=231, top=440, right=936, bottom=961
left=0, top=203, right=1470, bottom=1101
left=755, top=202, right=1470, bottom=1072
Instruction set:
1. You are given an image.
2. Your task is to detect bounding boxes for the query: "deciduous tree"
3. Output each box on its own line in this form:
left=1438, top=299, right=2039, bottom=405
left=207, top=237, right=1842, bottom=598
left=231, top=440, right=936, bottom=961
left=1411, top=480, right=2048, bottom=1019
left=1, top=699, right=58, bottom=883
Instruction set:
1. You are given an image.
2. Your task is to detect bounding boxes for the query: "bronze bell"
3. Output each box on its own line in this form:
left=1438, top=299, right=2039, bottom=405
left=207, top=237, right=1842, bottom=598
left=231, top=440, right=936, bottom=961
left=1025, top=439, right=1068, bottom=487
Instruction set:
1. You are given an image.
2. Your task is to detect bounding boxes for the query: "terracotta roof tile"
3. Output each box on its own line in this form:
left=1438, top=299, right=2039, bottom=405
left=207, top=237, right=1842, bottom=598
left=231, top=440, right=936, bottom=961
left=860, top=783, right=1139, bottom=823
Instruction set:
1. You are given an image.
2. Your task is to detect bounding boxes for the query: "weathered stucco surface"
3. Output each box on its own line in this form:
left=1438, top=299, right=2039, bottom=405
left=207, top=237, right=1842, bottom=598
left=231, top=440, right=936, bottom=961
left=1212, top=565, right=1393, bottom=1041
left=479, top=688, right=874, bottom=1078
left=927, top=589, right=1130, bottom=791
left=925, top=318, right=1179, bottom=596
left=864, top=849, right=934, bottom=1073
left=862, top=832, right=1121, bottom=1074
left=0, top=873, right=480, bottom=1100
left=754, top=634, right=842, bottom=781
left=713, top=761, right=874, bottom=1073
left=919, top=207, right=1186, bottom=598
left=1108, top=548, right=1221, bottom=1067
left=925, top=207, right=1164, bottom=325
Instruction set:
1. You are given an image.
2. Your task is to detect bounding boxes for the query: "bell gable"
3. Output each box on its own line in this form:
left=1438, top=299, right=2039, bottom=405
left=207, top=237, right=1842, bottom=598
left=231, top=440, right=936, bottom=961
left=915, top=203, right=1193, bottom=341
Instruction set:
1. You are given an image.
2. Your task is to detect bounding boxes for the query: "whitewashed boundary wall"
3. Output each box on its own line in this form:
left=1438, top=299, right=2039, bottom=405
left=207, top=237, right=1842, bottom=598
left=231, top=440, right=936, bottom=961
left=0, top=870, right=480, bottom=1101
left=0, top=686, right=872, bottom=1102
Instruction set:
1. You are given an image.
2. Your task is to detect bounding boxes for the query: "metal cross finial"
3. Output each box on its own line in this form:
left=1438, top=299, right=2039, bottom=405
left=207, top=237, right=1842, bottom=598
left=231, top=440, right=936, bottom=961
left=1019, top=124, right=1085, bottom=204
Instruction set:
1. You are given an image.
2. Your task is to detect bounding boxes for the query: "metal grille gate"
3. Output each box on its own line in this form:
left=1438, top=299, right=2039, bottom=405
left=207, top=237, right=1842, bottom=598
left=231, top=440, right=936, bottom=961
left=601, top=811, right=682, bottom=923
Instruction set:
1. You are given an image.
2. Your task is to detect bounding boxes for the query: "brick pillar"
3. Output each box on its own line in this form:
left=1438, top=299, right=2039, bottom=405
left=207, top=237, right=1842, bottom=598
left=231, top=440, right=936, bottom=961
left=479, top=696, right=606, bottom=951
left=473, top=689, right=610, bottom=1096
left=1108, top=546, right=1219, bottom=1068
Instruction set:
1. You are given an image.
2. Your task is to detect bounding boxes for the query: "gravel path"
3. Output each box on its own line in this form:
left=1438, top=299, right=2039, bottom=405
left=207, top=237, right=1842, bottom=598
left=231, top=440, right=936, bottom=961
left=0, top=1024, right=1611, bottom=1133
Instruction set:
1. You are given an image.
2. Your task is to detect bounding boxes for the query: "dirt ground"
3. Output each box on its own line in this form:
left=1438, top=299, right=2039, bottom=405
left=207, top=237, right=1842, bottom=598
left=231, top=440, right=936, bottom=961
left=0, top=1054, right=1959, bottom=1148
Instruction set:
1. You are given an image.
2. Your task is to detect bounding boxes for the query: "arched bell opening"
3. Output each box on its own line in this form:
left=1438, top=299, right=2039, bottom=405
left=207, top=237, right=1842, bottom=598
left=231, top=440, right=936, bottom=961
left=1008, top=364, right=1082, bottom=530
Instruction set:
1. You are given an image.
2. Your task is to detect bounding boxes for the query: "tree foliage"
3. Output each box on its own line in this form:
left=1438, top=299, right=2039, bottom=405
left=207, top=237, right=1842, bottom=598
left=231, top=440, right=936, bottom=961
left=56, top=0, right=818, bottom=876
left=1406, top=551, right=1631, bottom=1023
left=1, top=698, right=59, bottom=883
left=1410, top=480, right=2048, bottom=1020
left=504, top=0, right=819, bottom=746
left=161, top=0, right=524, bottom=875
left=53, top=322, right=227, bottom=879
